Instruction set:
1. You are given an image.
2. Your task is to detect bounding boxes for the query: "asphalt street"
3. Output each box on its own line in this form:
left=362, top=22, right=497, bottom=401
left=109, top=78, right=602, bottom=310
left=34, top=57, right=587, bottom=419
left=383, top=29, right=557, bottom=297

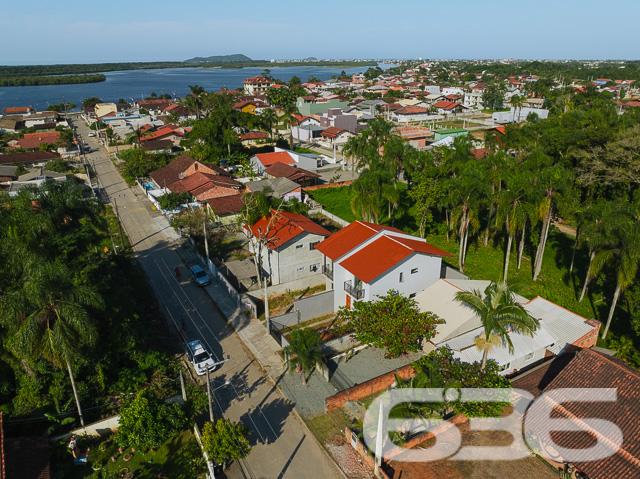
left=71, top=116, right=344, bottom=479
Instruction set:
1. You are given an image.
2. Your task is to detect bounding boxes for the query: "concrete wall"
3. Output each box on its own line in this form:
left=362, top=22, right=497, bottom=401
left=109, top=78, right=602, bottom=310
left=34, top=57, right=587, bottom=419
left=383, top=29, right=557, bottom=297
left=294, top=290, right=334, bottom=321
left=265, top=231, right=328, bottom=285
left=308, top=208, right=350, bottom=228
left=492, top=107, right=549, bottom=123
left=321, top=333, right=360, bottom=356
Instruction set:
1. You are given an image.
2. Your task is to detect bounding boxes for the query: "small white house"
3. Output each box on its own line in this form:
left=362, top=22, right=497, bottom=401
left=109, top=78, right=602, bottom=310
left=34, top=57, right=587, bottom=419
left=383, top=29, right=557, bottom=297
left=414, top=278, right=601, bottom=375
left=315, top=221, right=454, bottom=313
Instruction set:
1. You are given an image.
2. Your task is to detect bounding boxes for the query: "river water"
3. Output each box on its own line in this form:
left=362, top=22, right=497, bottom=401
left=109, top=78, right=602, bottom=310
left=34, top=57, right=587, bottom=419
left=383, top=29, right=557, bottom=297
left=0, top=64, right=387, bottom=112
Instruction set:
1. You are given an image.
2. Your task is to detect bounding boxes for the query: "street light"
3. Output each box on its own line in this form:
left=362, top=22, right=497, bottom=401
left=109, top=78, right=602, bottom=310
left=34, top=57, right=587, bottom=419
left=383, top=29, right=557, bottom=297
left=206, top=374, right=230, bottom=423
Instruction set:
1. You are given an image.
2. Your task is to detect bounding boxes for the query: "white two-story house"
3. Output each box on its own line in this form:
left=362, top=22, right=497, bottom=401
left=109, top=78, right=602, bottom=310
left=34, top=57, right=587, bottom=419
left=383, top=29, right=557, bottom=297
left=246, top=210, right=331, bottom=285
left=314, top=221, right=454, bottom=313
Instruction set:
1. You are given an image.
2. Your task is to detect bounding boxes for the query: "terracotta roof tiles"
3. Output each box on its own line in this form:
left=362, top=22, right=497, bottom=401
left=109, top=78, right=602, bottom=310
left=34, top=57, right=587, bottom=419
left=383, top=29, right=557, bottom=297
left=248, top=210, right=331, bottom=249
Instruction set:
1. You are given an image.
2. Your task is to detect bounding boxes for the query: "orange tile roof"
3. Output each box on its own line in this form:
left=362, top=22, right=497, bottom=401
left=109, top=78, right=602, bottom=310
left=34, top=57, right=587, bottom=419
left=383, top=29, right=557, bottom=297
left=253, top=151, right=295, bottom=168
left=314, top=221, right=404, bottom=261
left=321, top=127, right=346, bottom=138
left=3, top=106, right=32, bottom=114
left=339, top=235, right=452, bottom=283
left=248, top=210, right=331, bottom=249
left=434, top=100, right=462, bottom=110
left=394, top=105, right=428, bottom=115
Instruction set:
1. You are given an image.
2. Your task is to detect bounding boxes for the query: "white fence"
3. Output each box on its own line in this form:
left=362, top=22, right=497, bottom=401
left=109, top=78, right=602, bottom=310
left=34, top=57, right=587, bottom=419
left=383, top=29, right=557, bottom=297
left=309, top=208, right=350, bottom=227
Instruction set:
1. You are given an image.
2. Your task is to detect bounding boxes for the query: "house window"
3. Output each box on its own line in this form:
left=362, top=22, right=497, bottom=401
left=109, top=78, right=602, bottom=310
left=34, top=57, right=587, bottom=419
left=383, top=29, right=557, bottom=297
left=310, top=241, right=320, bottom=250
left=399, top=272, right=404, bottom=283
left=310, top=263, right=320, bottom=273
left=411, top=268, right=418, bottom=274
left=297, top=266, right=305, bottom=271
left=501, top=363, right=511, bottom=371
left=524, top=352, right=534, bottom=362
left=409, top=293, right=416, bottom=298
left=296, top=244, right=304, bottom=249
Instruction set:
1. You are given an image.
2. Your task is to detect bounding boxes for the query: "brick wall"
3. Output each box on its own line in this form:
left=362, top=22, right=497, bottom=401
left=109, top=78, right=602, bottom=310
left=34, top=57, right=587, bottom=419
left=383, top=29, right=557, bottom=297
left=573, top=319, right=601, bottom=349
left=196, top=187, right=241, bottom=201
left=304, top=180, right=354, bottom=192
left=184, top=162, right=222, bottom=177
left=326, top=364, right=416, bottom=412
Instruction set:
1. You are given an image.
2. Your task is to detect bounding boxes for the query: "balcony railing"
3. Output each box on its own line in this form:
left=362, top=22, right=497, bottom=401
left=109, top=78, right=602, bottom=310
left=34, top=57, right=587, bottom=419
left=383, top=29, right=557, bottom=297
left=344, top=280, right=365, bottom=300
left=322, top=264, right=333, bottom=280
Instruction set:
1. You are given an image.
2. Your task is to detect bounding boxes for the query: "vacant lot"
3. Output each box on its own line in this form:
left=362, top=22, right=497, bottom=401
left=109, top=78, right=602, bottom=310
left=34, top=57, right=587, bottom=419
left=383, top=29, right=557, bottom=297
left=384, top=420, right=560, bottom=479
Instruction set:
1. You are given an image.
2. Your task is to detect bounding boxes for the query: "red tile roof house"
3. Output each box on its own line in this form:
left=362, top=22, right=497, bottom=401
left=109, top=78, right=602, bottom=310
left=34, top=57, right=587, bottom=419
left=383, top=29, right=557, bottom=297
left=171, top=171, right=242, bottom=201
left=245, top=210, right=331, bottom=285
left=250, top=151, right=297, bottom=174
left=433, top=100, right=467, bottom=114
left=263, top=161, right=320, bottom=187
left=239, top=130, right=269, bottom=146
left=314, top=221, right=453, bottom=312
left=205, top=193, right=244, bottom=225
left=2, top=106, right=34, bottom=115
left=512, top=347, right=640, bottom=479
left=139, top=125, right=189, bottom=146
left=8, top=131, right=61, bottom=150
left=390, top=105, right=431, bottom=123
left=149, top=153, right=232, bottom=189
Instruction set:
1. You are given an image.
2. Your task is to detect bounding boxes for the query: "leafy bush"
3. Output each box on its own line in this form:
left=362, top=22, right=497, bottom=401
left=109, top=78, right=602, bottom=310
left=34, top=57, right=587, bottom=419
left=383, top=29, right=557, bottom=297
left=116, top=389, right=188, bottom=449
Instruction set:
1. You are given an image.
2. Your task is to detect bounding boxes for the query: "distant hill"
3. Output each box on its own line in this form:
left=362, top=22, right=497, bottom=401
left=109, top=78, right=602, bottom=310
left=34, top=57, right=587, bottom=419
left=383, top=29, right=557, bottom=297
left=303, top=57, right=318, bottom=61
left=184, top=54, right=253, bottom=63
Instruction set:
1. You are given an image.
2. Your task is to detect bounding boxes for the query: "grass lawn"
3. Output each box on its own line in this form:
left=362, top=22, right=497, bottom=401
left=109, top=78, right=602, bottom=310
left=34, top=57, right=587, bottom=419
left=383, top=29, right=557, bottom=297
left=58, top=430, right=203, bottom=479
left=308, top=184, right=419, bottom=233
left=307, top=185, right=640, bottom=364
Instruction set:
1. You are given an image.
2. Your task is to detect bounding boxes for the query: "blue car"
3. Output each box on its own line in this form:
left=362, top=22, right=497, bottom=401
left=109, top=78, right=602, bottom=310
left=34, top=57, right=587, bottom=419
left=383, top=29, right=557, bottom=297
left=189, top=265, right=211, bottom=286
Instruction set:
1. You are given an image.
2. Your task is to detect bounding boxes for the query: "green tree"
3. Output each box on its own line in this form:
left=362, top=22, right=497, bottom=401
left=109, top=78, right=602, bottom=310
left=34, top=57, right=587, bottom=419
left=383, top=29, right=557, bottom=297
left=335, top=290, right=443, bottom=359
left=454, top=282, right=539, bottom=370
left=592, top=219, right=640, bottom=339
left=0, top=261, right=105, bottom=426
left=115, top=388, right=187, bottom=448
left=259, top=108, right=278, bottom=143
left=283, top=328, right=324, bottom=385
left=201, top=419, right=251, bottom=464
left=46, top=157, right=71, bottom=173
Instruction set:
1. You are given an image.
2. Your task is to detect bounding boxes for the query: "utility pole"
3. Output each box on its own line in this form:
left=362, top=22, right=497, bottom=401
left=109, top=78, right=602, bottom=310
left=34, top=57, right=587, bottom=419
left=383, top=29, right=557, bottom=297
left=179, top=370, right=187, bottom=402
left=264, top=279, right=270, bottom=334
left=203, top=220, right=209, bottom=259
left=206, top=365, right=215, bottom=423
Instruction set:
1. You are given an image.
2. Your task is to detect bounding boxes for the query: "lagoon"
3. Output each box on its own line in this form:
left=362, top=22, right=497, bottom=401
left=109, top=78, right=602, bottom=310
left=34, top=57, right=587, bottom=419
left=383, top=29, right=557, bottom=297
left=0, top=64, right=388, bottom=112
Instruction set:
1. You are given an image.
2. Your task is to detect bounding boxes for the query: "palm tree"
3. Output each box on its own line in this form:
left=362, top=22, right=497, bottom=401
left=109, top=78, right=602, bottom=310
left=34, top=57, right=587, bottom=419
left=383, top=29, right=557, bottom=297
left=281, top=103, right=299, bottom=149
left=454, top=282, right=539, bottom=370
left=591, top=220, right=640, bottom=339
left=188, top=84, right=206, bottom=119
left=510, top=95, right=525, bottom=122
left=0, top=262, right=105, bottom=426
left=260, top=108, right=278, bottom=143
left=283, top=328, right=324, bottom=385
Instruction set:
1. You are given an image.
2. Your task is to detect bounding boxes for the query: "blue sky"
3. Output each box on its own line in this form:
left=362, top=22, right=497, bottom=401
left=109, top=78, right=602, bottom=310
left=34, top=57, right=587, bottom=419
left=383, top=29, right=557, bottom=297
left=2, top=0, right=638, bottom=65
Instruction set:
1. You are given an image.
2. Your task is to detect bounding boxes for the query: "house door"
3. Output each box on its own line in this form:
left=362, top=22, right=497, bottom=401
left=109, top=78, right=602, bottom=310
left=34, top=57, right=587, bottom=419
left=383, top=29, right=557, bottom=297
left=346, top=294, right=351, bottom=309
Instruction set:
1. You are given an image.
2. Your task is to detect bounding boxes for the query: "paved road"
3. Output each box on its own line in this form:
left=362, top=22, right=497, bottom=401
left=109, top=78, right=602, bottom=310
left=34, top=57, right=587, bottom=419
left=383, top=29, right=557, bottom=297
left=71, top=116, right=344, bottom=479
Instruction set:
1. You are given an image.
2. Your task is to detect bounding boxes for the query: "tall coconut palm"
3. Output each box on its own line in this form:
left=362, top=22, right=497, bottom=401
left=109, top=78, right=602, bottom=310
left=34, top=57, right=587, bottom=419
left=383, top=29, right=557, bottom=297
left=577, top=201, right=623, bottom=302
left=260, top=108, right=278, bottom=143
left=592, top=220, right=640, bottom=339
left=283, top=328, right=324, bottom=385
left=0, top=261, right=105, bottom=426
left=188, top=84, right=206, bottom=119
left=454, top=282, right=539, bottom=370
left=510, top=95, right=525, bottom=122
